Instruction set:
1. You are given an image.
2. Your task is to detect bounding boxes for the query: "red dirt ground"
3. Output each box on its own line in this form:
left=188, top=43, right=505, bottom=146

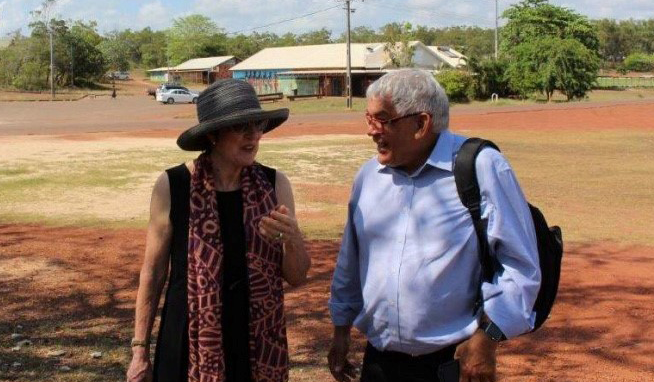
left=1, top=225, right=653, bottom=381
left=1, top=97, right=653, bottom=140
left=57, top=100, right=654, bottom=141
left=1, top=99, right=653, bottom=380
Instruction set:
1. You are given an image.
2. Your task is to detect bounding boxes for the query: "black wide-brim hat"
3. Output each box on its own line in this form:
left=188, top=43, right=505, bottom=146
left=177, top=79, right=289, bottom=151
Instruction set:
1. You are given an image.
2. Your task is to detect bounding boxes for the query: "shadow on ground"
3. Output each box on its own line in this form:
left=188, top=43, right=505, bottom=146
left=1, top=225, right=652, bottom=381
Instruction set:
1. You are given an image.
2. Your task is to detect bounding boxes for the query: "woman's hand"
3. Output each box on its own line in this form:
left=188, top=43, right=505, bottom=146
left=126, top=348, right=153, bottom=382
left=259, top=203, right=310, bottom=286
left=259, top=205, right=302, bottom=245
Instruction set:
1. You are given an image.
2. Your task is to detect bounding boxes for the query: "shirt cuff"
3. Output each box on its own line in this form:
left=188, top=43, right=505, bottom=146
left=329, top=301, right=362, bottom=326
left=483, top=288, right=535, bottom=339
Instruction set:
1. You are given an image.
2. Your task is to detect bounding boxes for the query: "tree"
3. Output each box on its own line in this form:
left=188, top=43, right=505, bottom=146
left=67, top=21, right=105, bottom=84
left=98, top=32, right=131, bottom=72
left=0, top=34, right=50, bottom=90
left=551, top=38, right=600, bottom=100
left=167, top=15, right=227, bottom=65
left=275, top=32, right=298, bottom=47
left=297, top=28, right=332, bottom=45
left=336, top=26, right=379, bottom=43
left=594, top=19, right=629, bottom=66
left=505, top=37, right=556, bottom=100
left=383, top=22, right=415, bottom=68
left=501, top=0, right=600, bottom=101
left=138, top=28, right=168, bottom=68
left=0, top=17, right=105, bottom=89
left=505, top=36, right=599, bottom=101
left=501, top=0, right=599, bottom=53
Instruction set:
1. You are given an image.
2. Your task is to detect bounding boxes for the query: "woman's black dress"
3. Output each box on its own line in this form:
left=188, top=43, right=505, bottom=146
left=153, top=163, right=276, bottom=382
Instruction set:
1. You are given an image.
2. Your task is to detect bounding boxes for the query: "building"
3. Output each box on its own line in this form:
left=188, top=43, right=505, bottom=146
left=147, top=56, right=239, bottom=84
left=146, top=67, right=175, bottom=83
left=427, top=46, right=468, bottom=69
left=230, top=42, right=467, bottom=96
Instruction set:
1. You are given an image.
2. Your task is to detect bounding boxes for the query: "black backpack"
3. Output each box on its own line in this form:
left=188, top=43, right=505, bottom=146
left=454, top=138, right=563, bottom=332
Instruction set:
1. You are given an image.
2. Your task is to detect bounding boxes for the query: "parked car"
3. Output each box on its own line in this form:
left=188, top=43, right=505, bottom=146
left=156, top=89, right=199, bottom=104
left=154, top=83, right=189, bottom=98
left=156, top=83, right=188, bottom=93
left=107, top=71, right=130, bottom=80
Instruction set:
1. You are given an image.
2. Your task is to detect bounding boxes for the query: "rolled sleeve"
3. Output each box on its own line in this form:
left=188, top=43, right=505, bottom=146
left=476, top=149, right=541, bottom=339
left=329, top=196, right=363, bottom=326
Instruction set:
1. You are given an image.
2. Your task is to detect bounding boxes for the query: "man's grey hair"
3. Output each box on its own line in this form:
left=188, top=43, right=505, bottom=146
left=366, top=69, right=449, bottom=132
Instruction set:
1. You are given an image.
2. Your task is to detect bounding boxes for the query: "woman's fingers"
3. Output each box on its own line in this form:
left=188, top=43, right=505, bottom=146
left=258, top=205, right=301, bottom=243
left=260, top=216, right=289, bottom=233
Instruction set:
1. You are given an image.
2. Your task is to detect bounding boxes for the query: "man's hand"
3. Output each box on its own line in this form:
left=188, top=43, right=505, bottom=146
left=454, top=329, right=498, bottom=382
left=126, top=348, right=153, bottom=382
left=328, top=326, right=357, bottom=382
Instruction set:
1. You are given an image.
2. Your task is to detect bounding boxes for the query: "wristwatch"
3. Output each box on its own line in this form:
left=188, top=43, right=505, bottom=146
left=480, top=321, right=507, bottom=342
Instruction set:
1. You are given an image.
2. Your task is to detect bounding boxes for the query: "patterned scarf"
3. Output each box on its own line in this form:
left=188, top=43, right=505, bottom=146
left=187, top=153, right=289, bottom=382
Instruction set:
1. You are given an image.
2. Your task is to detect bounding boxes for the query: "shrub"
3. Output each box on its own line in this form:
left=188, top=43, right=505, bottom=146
left=11, top=61, right=48, bottom=90
left=622, top=53, right=654, bottom=72
left=435, top=70, right=473, bottom=102
left=467, top=57, right=513, bottom=99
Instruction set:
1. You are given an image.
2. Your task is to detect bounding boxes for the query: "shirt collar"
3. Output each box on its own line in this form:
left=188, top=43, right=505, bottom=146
left=376, top=129, right=455, bottom=176
left=425, top=129, right=455, bottom=172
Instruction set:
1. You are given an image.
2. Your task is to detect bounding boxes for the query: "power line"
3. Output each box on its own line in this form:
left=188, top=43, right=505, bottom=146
left=227, top=5, right=341, bottom=35
left=361, top=1, right=496, bottom=27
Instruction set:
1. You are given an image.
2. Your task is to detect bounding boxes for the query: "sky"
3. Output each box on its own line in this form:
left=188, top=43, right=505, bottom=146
left=1, top=0, right=653, bottom=38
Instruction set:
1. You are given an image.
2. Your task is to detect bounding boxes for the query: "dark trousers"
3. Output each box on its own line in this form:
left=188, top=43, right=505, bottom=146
left=360, top=342, right=457, bottom=382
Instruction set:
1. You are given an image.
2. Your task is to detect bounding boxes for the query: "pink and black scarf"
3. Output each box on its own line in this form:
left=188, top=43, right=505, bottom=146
left=187, top=153, right=288, bottom=382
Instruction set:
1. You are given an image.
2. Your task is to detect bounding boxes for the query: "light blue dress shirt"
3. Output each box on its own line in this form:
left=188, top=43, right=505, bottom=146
left=329, top=130, right=540, bottom=355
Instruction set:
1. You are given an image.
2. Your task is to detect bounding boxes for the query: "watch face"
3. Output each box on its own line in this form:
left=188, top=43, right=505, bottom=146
left=485, top=322, right=506, bottom=342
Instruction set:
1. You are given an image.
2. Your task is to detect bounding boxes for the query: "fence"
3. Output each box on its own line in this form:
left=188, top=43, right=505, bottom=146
left=595, top=76, right=654, bottom=88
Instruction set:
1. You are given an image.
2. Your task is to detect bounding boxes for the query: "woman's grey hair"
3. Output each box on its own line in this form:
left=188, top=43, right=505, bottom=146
left=366, top=69, right=449, bottom=132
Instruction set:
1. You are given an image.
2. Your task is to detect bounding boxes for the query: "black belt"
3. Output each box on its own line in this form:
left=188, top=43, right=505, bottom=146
left=365, top=342, right=457, bottom=364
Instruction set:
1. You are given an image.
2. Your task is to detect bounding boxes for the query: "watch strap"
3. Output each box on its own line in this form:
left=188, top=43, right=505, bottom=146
left=481, top=321, right=507, bottom=342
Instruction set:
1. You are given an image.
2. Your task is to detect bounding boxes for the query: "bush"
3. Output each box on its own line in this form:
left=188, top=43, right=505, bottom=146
left=467, top=57, right=513, bottom=99
left=435, top=70, right=473, bottom=102
left=622, top=53, right=654, bottom=72
left=11, top=61, right=48, bottom=90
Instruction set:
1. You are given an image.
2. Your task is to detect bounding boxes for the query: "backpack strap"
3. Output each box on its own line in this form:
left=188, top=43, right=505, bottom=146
left=453, top=138, right=500, bottom=315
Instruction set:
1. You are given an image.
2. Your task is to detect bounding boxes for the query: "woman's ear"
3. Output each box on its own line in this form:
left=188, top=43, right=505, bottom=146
left=207, top=132, right=217, bottom=146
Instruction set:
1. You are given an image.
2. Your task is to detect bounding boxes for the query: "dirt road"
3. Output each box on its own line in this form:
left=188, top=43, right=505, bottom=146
left=1, top=96, right=653, bottom=138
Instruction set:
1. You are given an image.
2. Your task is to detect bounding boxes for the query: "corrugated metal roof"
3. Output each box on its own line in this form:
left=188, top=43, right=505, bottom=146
left=231, top=44, right=383, bottom=71
left=277, top=69, right=390, bottom=75
left=147, top=67, right=175, bottom=72
left=174, top=56, right=234, bottom=71
left=427, top=46, right=467, bottom=68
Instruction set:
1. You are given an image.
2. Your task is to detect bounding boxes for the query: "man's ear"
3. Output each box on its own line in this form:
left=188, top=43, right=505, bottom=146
left=413, top=113, right=433, bottom=139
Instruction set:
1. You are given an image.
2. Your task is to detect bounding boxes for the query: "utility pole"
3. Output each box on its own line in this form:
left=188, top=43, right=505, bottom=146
left=70, top=44, right=74, bottom=88
left=50, top=27, right=55, bottom=99
left=494, top=0, right=499, bottom=60
left=345, top=0, right=353, bottom=109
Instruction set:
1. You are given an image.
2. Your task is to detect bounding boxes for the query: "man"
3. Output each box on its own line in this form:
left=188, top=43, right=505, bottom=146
left=328, top=69, right=540, bottom=382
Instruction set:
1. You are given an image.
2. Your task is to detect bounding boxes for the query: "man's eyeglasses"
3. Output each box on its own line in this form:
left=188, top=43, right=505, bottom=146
left=228, top=120, right=267, bottom=134
left=365, top=112, right=426, bottom=131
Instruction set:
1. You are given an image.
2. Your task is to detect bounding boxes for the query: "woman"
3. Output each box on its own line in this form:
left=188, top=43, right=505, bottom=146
left=126, top=79, right=311, bottom=382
